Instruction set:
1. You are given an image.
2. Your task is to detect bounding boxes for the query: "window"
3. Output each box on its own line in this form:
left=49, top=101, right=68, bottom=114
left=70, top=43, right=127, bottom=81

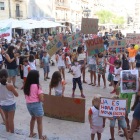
left=0, top=2, right=4, bottom=10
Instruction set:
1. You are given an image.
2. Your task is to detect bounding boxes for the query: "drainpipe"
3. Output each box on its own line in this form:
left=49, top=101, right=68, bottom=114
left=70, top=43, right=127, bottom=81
left=8, top=0, right=11, bottom=18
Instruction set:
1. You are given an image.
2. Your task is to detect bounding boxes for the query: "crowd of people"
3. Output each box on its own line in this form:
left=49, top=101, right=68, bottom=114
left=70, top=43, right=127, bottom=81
left=0, top=30, right=139, bottom=140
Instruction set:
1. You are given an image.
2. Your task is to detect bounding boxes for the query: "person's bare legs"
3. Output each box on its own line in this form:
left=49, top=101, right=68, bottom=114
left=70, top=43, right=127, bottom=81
left=80, top=90, right=84, bottom=96
left=47, top=72, right=49, bottom=78
left=36, top=116, right=43, bottom=139
left=12, top=76, right=16, bottom=87
left=8, top=110, right=15, bottom=133
left=3, top=111, right=9, bottom=132
left=129, top=62, right=132, bottom=70
left=29, top=116, right=36, bottom=137
left=102, top=74, right=106, bottom=88
left=44, top=73, right=47, bottom=79
left=90, top=70, right=93, bottom=84
left=93, top=71, right=96, bottom=85
left=97, top=133, right=101, bottom=140
left=122, top=127, right=129, bottom=140
left=62, top=68, right=65, bottom=80
left=8, top=77, right=12, bottom=84
left=97, top=75, right=100, bottom=87
left=91, top=134, right=95, bottom=140
left=125, top=114, right=130, bottom=129
left=83, top=69, right=86, bottom=82
left=110, top=127, right=115, bottom=140
left=0, top=106, right=5, bottom=123
left=129, top=118, right=138, bottom=138
left=132, top=62, right=135, bottom=70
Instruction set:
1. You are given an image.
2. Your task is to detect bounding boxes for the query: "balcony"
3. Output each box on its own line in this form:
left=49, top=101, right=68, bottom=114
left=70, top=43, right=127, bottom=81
left=15, top=0, right=23, bottom=2
left=56, top=18, right=70, bottom=21
left=55, top=2, right=70, bottom=9
left=15, top=10, right=23, bottom=18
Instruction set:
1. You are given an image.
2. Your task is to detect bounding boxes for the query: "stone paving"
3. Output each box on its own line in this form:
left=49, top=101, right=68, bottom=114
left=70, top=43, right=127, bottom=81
left=0, top=57, right=140, bottom=140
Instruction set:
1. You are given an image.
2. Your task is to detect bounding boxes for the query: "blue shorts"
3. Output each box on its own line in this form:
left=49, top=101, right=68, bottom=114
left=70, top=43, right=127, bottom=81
left=104, top=44, right=108, bottom=50
left=89, top=64, right=96, bottom=71
left=133, top=102, right=140, bottom=120
left=55, top=92, right=62, bottom=96
left=26, top=102, right=44, bottom=117
left=1, top=103, right=16, bottom=112
left=44, top=66, right=50, bottom=73
left=110, top=117, right=126, bottom=128
left=0, top=61, right=3, bottom=65
left=108, top=72, right=114, bottom=82
left=58, top=66, right=65, bottom=69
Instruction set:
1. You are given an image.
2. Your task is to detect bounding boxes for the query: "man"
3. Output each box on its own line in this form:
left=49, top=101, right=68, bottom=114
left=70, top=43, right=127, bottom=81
left=102, top=33, right=109, bottom=51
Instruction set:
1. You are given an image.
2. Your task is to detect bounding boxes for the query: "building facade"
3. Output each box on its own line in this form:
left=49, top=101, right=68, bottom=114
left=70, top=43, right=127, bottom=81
left=0, top=0, right=27, bottom=21
left=134, top=0, right=140, bottom=25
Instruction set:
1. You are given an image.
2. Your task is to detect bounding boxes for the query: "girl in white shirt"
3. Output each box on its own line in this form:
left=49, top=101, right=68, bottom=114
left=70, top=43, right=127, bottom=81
left=49, top=71, right=65, bottom=97
left=0, top=69, right=18, bottom=133
left=65, top=53, right=71, bottom=73
left=28, top=54, right=36, bottom=70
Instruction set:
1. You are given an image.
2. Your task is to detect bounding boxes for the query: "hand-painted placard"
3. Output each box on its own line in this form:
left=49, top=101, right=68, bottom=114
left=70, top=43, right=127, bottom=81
left=81, top=18, right=98, bottom=34
left=67, top=32, right=83, bottom=48
left=99, top=97, right=127, bottom=118
left=85, top=37, right=104, bottom=56
left=121, top=70, right=138, bottom=93
left=62, top=35, right=70, bottom=47
left=109, top=40, right=126, bottom=53
left=43, top=94, right=85, bottom=123
left=126, top=33, right=140, bottom=45
left=46, top=35, right=63, bottom=57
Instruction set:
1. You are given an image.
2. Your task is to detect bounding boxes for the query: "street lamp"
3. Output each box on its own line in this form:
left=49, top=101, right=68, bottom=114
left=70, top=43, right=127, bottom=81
left=83, top=7, right=91, bottom=18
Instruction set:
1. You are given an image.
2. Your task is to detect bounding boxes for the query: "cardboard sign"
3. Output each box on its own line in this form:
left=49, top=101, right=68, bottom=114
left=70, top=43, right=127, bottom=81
left=67, top=32, right=83, bottom=48
left=46, top=35, right=63, bottom=57
left=43, top=94, right=85, bottom=123
left=126, top=33, right=140, bottom=45
left=62, top=35, right=70, bottom=47
left=85, top=37, right=104, bottom=56
left=109, top=40, right=126, bottom=53
left=81, top=18, right=98, bottom=34
left=0, top=23, right=12, bottom=42
left=99, top=97, right=127, bottom=118
left=121, top=70, right=138, bottom=93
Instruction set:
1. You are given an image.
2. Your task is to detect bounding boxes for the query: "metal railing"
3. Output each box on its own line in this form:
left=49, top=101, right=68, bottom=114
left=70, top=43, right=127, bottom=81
left=15, top=10, right=23, bottom=18
left=55, top=2, right=70, bottom=9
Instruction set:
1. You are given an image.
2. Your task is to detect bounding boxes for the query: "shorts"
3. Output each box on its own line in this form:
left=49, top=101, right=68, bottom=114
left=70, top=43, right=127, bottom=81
left=129, top=57, right=135, bottom=63
left=133, top=102, right=140, bottom=120
left=114, top=81, right=118, bottom=85
left=55, top=92, right=62, bottom=96
left=27, top=102, right=44, bottom=117
left=79, top=60, right=85, bottom=70
left=89, top=64, right=96, bottom=71
left=58, top=66, right=65, bottom=69
left=7, top=67, right=18, bottom=77
left=108, top=72, right=114, bottom=82
left=90, top=125, right=104, bottom=134
left=136, top=67, right=140, bottom=71
left=0, top=61, right=3, bottom=65
left=23, top=77, right=27, bottom=82
left=1, top=103, right=16, bottom=112
left=44, top=66, right=50, bottom=73
left=104, top=44, right=108, bottom=50
left=110, top=117, right=126, bottom=128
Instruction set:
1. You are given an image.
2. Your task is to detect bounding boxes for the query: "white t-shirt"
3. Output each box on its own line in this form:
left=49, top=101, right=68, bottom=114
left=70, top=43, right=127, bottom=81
left=89, top=56, right=96, bottom=65
left=57, top=55, right=65, bottom=67
left=23, top=65, right=30, bottom=77
left=28, top=60, right=36, bottom=70
left=55, top=80, right=65, bottom=93
left=113, top=67, right=122, bottom=81
left=66, top=56, right=71, bottom=65
left=0, top=83, right=16, bottom=106
left=90, top=106, right=103, bottom=126
left=71, top=65, right=81, bottom=78
left=0, top=48, right=3, bottom=61
left=78, top=53, right=86, bottom=61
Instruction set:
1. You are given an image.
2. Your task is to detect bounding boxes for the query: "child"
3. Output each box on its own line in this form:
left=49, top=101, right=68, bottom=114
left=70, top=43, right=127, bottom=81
left=65, top=53, right=71, bottom=73
left=24, top=70, right=47, bottom=140
left=86, top=54, right=97, bottom=86
left=71, top=49, right=77, bottom=64
left=107, top=50, right=118, bottom=93
left=96, top=53, right=107, bottom=88
left=88, top=94, right=105, bottom=140
left=135, top=48, right=140, bottom=76
left=71, top=58, right=85, bottom=98
left=122, top=51, right=129, bottom=70
left=0, top=69, right=18, bottom=133
left=49, top=71, right=65, bottom=97
left=42, top=51, right=50, bottom=81
left=109, top=95, right=129, bottom=140
left=20, top=58, right=31, bottom=89
left=39, top=46, right=43, bottom=68
left=28, top=54, right=36, bottom=70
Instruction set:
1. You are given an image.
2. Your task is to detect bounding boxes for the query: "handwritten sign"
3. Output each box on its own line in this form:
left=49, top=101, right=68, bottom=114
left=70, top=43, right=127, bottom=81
left=67, top=32, right=83, bottom=48
left=46, top=35, right=63, bottom=57
left=109, top=40, right=126, bottom=53
left=126, top=33, right=140, bottom=45
left=81, top=18, right=98, bottom=34
left=43, top=94, right=85, bottom=123
left=62, top=35, right=70, bottom=47
left=99, top=97, right=127, bottom=118
left=85, top=37, right=104, bottom=56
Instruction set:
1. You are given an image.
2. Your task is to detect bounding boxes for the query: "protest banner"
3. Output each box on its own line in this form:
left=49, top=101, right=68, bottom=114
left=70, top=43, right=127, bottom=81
left=126, top=33, right=140, bottom=45
left=43, top=94, right=85, bottom=123
left=62, top=35, right=70, bottom=47
left=85, top=37, right=104, bottom=56
left=109, top=40, right=126, bottom=53
left=120, top=70, right=138, bottom=93
left=99, top=97, right=127, bottom=118
left=67, top=32, right=83, bottom=48
left=46, top=35, right=63, bottom=57
left=81, top=18, right=98, bottom=34
left=0, top=23, right=12, bottom=42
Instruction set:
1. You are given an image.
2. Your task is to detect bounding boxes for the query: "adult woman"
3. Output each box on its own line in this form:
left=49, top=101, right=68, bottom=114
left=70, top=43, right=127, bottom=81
left=77, top=46, right=87, bottom=83
left=5, top=46, right=18, bottom=88
left=17, top=42, right=29, bottom=80
left=127, top=44, right=137, bottom=70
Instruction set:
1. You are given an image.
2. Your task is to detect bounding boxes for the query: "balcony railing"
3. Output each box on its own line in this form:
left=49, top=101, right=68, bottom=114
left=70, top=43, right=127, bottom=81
left=56, top=18, right=70, bottom=21
left=55, top=2, right=70, bottom=9
left=15, top=10, right=23, bottom=18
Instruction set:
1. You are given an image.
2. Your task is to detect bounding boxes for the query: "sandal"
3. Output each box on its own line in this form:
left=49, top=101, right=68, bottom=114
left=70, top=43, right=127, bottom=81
left=83, top=81, right=87, bottom=83
left=129, top=138, right=133, bottom=140
left=1, top=122, right=5, bottom=125
left=118, top=130, right=124, bottom=137
left=96, top=85, right=100, bottom=87
left=41, top=135, right=47, bottom=140
left=29, top=133, right=37, bottom=138
left=92, top=84, right=96, bottom=86
left=88, top=83, right=93, bottom=85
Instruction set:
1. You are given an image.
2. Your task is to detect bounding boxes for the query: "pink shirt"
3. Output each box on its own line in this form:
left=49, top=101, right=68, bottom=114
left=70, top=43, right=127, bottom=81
left=109, top=56, right=118, bottom=74
left=25, top=84, right=43, bottom=103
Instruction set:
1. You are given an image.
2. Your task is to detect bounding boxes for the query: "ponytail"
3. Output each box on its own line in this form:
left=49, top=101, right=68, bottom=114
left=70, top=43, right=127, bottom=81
left=1, top=76, right=7, bottom=85
left=0, top=69, right=8, bottom=85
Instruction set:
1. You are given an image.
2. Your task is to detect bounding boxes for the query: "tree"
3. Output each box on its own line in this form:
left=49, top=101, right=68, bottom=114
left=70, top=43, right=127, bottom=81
left=112, top=17, right=126, bottom=24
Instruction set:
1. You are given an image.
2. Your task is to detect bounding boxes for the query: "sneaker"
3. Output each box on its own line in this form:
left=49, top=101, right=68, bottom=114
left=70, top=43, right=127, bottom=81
left=44, top=78, right=47, bottom=81
left=68, top=71, right=71, bottom=73
left=110, top=90, right=116, bottom=94
left=46, top=77, right=50, bottom=79
left=81, top=94, right=85, bottom=98
left=72, top=93, right=75, bottom=98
